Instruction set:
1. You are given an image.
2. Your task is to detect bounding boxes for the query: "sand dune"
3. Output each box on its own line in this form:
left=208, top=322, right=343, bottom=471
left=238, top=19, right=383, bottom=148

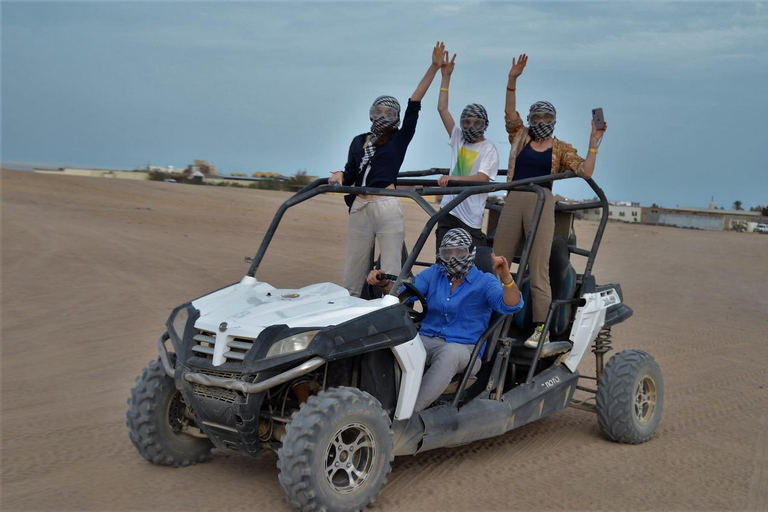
left=2, top=169, right=767, bottom=511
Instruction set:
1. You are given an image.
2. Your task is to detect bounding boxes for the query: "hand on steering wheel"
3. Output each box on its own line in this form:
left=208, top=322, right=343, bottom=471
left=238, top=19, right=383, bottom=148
left=377, top=274, right=428, bottom=323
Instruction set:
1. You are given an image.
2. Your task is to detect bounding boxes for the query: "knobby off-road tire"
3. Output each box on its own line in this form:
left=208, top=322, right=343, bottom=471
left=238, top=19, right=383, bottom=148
left=277, top=387, right=394, bottom=512
left=596, top=349, right=664, bottom=444
left=126, top=359, right=213, bottom=466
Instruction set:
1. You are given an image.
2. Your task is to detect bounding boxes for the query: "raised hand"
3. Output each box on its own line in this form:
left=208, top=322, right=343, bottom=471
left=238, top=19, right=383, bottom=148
left=509, top=54, right=528, bottom=79
left=432, top=41, right=446, bottom=68
left=491, top=252, right=511, bottom=279
left=590, top=120, right=607, bottom=147
left=441, top=51, right=456, bottom=77
left=412, top=42, right=443, bottom=102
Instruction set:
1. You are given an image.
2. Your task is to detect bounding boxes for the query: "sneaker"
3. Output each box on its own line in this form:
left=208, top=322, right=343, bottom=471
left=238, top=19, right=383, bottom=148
left=524, top=324, right=550, bottom=349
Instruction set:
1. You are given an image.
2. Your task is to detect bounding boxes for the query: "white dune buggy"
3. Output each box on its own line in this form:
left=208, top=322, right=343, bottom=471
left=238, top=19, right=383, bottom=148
left=127, top=169, right=663, bottom=511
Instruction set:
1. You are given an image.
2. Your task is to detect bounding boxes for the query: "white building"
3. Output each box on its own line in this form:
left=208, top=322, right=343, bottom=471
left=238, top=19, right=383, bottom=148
left=582, top=201, right=642, bottom=223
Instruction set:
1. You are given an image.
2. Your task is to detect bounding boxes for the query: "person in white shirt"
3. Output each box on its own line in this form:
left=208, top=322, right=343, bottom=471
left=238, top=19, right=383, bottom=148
left=434, top=49, right=500, bottom=251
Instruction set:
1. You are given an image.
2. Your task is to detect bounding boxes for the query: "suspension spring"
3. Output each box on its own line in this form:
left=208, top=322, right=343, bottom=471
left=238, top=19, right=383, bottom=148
left=592, top=326, right=613, bottom=381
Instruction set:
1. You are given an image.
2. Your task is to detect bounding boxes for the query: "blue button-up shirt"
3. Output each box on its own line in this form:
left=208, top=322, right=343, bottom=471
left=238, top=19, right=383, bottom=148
left=411, top=265, right=524, bottom=349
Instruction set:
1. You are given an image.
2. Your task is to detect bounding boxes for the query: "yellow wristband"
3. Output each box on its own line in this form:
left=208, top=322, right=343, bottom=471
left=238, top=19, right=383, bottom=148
left=588, top=148, right=598, bottom=154
left=440, top=87, right=449, bottom=92
left=502, top=280, right=516, bottom=288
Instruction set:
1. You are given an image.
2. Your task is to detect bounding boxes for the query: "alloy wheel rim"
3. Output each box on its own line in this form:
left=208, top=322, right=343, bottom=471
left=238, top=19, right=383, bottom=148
left=167, top=390, right=190, bottom=435
left=325, top=422, right=376, bottom=494
left=634, top=376, right=657, bottom=424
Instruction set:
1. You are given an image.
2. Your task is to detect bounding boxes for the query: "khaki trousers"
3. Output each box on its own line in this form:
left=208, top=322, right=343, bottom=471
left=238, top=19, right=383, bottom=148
left=343, top=196, right=405, bottom=297
left=493, top=188, right=555, bottom=323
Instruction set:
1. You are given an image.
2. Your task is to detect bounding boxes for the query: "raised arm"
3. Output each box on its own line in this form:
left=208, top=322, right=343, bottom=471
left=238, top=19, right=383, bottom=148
left=491, top=253, right=521, bottom=307
left=437, top=51, right=457, bottom=135
left=582, top=120, right=608, bottom=179
left=411, top=41, right=444, bottom=102
left=505, top=53, right=527, bottom=121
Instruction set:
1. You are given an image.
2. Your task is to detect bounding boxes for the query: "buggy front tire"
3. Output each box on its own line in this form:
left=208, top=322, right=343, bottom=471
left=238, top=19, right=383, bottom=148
left=596, top=350, right=664, bottom=444
left=278, top=387, right=394, bottom=512
left=126, top=359, right=213, bottom=466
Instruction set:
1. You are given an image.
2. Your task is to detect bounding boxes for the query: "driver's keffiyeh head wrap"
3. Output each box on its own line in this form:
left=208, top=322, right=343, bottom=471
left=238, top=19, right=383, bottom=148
left=361, top=96, right=401, bottom=173
left=460, top=103, right=489, bottom=143
left=527, top=101, right=557, bottom=141
left=438, top=228, right=476, bottom=280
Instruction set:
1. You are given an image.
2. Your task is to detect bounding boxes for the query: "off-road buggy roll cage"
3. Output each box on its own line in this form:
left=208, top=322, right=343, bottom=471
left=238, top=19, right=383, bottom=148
left=130, top=167, right=661, bottom=512
left=244, top=168, right=628, bottom=412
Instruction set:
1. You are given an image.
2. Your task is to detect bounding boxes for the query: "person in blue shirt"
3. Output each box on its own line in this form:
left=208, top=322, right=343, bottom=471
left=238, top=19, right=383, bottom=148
left=367, top=228, right=524, bottom=412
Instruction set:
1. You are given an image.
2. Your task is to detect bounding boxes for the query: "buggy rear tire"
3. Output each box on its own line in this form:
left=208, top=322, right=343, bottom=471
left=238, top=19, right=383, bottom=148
left=277, top=387, right=394, bottom=512
left=596, top=350, right=664, bottom=444
left=126, top=359, right=213, bottom=466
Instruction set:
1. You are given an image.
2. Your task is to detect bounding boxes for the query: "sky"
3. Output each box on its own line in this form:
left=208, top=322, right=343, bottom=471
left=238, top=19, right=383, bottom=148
left=2, top=1, right=767, bottom=209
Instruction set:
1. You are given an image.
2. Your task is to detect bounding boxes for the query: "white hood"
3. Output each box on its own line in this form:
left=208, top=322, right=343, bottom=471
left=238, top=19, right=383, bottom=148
left=190, top=276, right=398, bottom=365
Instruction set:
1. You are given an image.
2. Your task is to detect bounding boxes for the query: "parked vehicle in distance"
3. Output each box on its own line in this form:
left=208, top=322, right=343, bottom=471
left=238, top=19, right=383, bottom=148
left=754, top=223, right=768, bottom=234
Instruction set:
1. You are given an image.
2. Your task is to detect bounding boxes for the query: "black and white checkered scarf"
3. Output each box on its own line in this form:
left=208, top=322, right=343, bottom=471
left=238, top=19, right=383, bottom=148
left=527, top=101, right=557, bottom=141
left=360, top=96, right=401, bottom=184
left=460, top=103, right=489, bottom=143
left=438, top=228, right=476, bottom=280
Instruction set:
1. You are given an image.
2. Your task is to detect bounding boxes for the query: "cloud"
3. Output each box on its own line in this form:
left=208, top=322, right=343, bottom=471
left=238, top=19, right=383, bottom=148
left=469, top=3, right=768, bottom=72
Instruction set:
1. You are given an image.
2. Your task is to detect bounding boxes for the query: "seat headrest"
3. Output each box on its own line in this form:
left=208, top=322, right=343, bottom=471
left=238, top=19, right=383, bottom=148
left=474, top=245, right=495, bottom=275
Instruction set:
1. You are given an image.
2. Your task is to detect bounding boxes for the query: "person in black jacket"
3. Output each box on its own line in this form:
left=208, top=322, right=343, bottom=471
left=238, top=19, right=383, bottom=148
left=329, top=41, right=443, bottom=296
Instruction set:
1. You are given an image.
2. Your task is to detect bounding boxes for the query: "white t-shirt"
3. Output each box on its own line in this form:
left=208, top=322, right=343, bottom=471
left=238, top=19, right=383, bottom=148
left=440, top=125, right=500, bottom=229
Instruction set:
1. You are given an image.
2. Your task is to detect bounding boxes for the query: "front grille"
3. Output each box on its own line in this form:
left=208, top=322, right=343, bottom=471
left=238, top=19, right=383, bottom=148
left=193, top=384, right=238, bottom=404
left=191, top=329, right=216, bottom=360
left=192, top=368, right=242, bottom=404
left=197, top=368, right=241, bottom=379
left=191, top=330, right=256, bottom=363
left=224, top=336, right=256, bottom=361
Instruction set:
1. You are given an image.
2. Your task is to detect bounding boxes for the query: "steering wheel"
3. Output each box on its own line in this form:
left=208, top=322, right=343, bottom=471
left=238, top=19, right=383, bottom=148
left=378, top=274, right=428, bottom=323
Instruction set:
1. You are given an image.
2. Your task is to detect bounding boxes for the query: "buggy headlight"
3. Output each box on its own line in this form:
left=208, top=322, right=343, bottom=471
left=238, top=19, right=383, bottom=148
left=169, top=306, right=189, bottom=342
left=266, top=330, right=321, bottom=359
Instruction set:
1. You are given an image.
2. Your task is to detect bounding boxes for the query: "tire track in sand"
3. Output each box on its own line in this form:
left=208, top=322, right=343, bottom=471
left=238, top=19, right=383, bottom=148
left=384, top=410, right=591, bottom=506
left=747, top=408, right=768, bottom=511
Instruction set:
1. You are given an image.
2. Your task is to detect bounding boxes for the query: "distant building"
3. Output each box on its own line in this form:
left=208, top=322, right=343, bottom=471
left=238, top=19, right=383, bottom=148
left=33, top=166, right=309, bottom=186
left=642, top=205, right=763, bottom=231
left=581, top=201, right=642, bottom=223
left=205, top=174, right=292, bottom=186
left=34, top=167, right=149, bottom=181
left=139, top=165, right=175, bottom=173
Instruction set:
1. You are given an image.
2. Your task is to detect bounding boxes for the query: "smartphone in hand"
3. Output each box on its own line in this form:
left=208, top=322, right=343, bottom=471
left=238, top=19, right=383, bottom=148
left=592, top=108, right=605, bottom=130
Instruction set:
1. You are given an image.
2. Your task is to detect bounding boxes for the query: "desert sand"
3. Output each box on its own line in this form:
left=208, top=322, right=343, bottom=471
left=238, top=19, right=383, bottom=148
left=2, top=169, right=767, bottom=511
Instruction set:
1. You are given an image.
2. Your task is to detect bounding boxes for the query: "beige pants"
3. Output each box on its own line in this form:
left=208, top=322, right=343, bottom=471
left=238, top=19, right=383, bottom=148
left=343, top=196, right=405, bottom=297
left=493, top=188, right=555, bottom=323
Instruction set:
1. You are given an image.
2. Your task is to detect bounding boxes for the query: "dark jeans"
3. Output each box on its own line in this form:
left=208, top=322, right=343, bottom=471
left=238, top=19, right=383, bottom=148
left=435, top=213, right=487, bottom=252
